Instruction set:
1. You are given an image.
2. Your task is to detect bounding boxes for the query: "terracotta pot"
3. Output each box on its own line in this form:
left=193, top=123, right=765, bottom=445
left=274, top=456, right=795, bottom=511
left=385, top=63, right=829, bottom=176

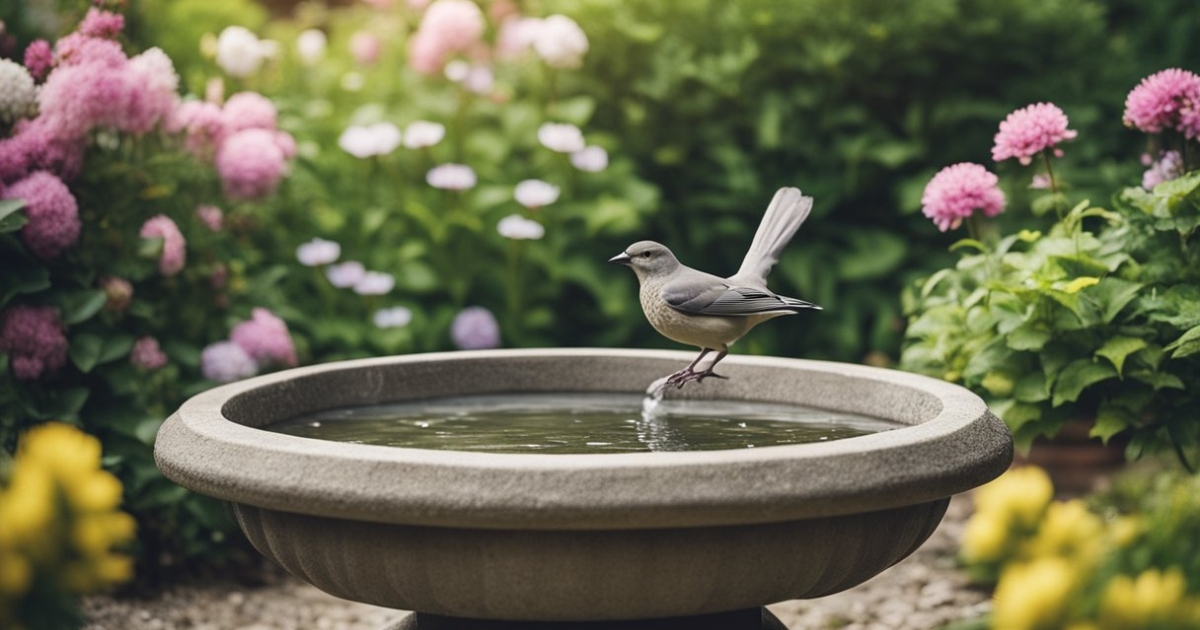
left=1014, top=420, right=1126, bottom=495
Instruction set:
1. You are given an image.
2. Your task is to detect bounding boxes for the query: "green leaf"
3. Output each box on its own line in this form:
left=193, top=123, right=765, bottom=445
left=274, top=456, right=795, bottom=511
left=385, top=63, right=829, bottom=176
left=55, top=289, right=108, bottom=325
left=0, top=262, right=50, bottom=306
left=838, top=230, right=907, bottom=280
left=0, top=199, right=28, bottom=233
left=1165, top=324, right=1200, bottom=358
left=98, top=334, right=136, bottom=365
left=1006, top=324, right=1050, bottom=351
left=1091, top=404, right=1134, bottom=443
left=69, top=333, right=104, bottom=373
left=1013, top=371, right=1049, bottom=403
left=1095, top=336, right=1148, bottom=376
left=1052, top=359, right=1116, bottom=407
left=1000, top=402, right=1042, bottom=432
left=1129, top=368, right=1185, bottom=391
left=547, top=95, right=596, bottom=126
left=1086, top=278, right=1143, bottom=324
left=38, top=387, right=90, bottom=419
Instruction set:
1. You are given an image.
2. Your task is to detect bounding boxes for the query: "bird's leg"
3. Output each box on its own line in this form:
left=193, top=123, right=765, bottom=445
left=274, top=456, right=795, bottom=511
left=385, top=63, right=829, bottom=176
left=665, top=349, right=711, bottom=386
left=693, top=349, right=729, bottom=382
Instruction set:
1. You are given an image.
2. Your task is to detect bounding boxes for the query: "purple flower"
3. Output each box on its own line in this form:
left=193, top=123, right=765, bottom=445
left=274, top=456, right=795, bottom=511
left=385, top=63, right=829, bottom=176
left=0, top=305, right=68, bottom=381
left=216, top=128, right=288, bottom=200
left=201, top=341, right=258, bottom=383
left=1124, top=68, right=1200, bottom=138
left=991, top=103, right=1077, bottom=165
left=921, top=163, right=1006, bottom=232
left=3, top=171, right=81, bottom=261
left=230, top=308, right=297, bottom=368
left=451, top=306, right=500, bottom=350
left=139, top=215, right=186, bottom=276
left=1143, top=151, right=1185, bottom=190
left=296, top=237, right=341, bottom=266
left=130, top=336, right=168, bottom=370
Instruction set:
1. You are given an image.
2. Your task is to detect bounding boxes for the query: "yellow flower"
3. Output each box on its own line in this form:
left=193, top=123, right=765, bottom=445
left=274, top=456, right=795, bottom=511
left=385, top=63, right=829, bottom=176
left=1022, top=500, right=1105, bottom=564
left=992, top=557, right=1077, bottom=630
left=65, top=471, right=124, bottom=513
left=0, top=465, right=55, bottom=547
left=962, top=509, right=1010, bottom=563
left=1098, top=568, right=1200, bottom=630
left=19, top=423, right=103, bottom=482
left=974, top=466, right=1054, bottom=530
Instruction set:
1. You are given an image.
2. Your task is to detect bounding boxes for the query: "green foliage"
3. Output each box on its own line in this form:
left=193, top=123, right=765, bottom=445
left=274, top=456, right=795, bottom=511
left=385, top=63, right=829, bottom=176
left=902, top=166, right=1200, bottom=465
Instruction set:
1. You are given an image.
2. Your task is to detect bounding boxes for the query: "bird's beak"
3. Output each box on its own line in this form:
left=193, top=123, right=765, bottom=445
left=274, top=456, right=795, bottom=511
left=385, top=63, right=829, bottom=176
left=608, top=252, right=632, bottom=265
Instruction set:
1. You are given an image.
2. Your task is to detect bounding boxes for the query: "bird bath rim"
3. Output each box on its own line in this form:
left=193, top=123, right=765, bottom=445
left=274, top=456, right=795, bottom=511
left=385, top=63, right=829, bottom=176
left=154, top=348, right=1012, bottom=531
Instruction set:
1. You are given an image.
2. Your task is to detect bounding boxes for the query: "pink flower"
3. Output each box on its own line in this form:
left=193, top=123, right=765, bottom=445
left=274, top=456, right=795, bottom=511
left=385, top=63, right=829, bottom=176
left=78, top=8, right=126, bottom=39
left=196, top=204, right=223, bottom=231
left=215, top=129, right=288, bottom=200
left=921, top=163, right=1006, bottom=232
left=221, top=91, right=277, bottom=134
left=451, top=306, right=500, bottom=350
left=407, top=0, right=484, bottom=74
left=53, top=33, right=126, bottom=69
left=200, top=341, right=257, bottom=383
left=231, top=308, right=297, bottom=368
left=139, top=214, right=187, bottom=276
left=3, top=171, right=81, bottom=260
left=274, top=131, right=297, bottom=159
left=1124, top=68, right=1200, bottom=138
left=122, top=47, right=180, bottom=134
left=169, top=100, right=225, bottom=157
left=991, top=103, right=1077, bottom=165
left=131, top=336, right=168, bottom=370
left=1143, top=151, right=1185, bottom=190
left=0, top=305, right=68, bottom=381
left=23, top=40, right=52, bottom=82
left=350, top=31, right=382, bottom=65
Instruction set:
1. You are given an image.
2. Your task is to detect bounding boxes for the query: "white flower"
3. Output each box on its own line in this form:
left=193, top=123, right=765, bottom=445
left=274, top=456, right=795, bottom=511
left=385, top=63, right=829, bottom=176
left=444, top=59, right=471, bottom=82
left=531, top=15, right=588, bottom=69
left=216, top=26, right=269, bottom=78
left=570, top=146, right=608, bottom=172
left=296, top=238, right=341, bottom=266
left=497, top=214, right=545, bottom=240
left=354, top=271, right=396, bottom=295
left=426, top=163, right=477, bottom=190
left=404, top=121, right=446, bottom=149
left=326, top=261, right=366, bottom=288
left=338, top=122, right=402, bottom=158
left=463, top=65, right=494, bottom=94
left=296, top=29, right=328, bottom=65
left=537, top=122, right=585, bottom=153
left=0, top=59, right=37, bottom=124
left=513, top=179, right=560, bottom=208
left=374, top=306, right=414, bottom=328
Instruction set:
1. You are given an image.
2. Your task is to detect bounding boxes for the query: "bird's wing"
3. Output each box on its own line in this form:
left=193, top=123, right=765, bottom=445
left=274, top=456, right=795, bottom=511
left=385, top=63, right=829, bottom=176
left=664, top=281, right=819, bottom=316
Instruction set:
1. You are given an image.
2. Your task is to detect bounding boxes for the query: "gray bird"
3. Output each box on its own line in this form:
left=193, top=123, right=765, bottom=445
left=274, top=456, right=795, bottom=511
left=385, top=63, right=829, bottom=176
left=609, top=187, right=821, bottom=387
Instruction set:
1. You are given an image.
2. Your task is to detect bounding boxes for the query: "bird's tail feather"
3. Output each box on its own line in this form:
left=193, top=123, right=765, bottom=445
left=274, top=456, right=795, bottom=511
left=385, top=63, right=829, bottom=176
left=735, top=187, right=813, bottom=283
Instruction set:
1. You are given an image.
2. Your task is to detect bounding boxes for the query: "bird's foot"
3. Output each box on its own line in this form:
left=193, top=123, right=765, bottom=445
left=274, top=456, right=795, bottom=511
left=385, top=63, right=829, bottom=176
left=665, top=368, right=727, bottom=389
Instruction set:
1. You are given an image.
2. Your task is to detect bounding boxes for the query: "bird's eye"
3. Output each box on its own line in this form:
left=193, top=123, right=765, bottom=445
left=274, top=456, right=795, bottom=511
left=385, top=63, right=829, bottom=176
left=641, top=251, right=651, bottom=258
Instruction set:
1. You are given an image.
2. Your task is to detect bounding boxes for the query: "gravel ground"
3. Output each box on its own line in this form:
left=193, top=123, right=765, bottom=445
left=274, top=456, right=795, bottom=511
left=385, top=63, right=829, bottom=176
left=83, top=495, right=987, bottom=630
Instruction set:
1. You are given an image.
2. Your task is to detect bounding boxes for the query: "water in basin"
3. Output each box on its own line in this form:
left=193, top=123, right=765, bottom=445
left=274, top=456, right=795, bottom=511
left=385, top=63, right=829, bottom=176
left=266, top=393, right=901, bottom=454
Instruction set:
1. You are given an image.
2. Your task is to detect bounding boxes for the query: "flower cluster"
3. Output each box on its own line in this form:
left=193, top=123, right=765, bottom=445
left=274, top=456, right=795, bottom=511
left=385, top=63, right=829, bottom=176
left=451, top=306, right=500, bottom=349
left=0, top=305, right=69, bottom=381
left=0, top=424, right=136, bottom=629
left=2, top=171, right=80, bottom=261
left=201, top=308, right=297, bottom=383
left=1123, top=68, right=1200, bottom=139
left=992, top=102, right=1078, bottom=165
left=920, top=163, right=1006, bottom=232
left=139, top=215, right=187, bottom=276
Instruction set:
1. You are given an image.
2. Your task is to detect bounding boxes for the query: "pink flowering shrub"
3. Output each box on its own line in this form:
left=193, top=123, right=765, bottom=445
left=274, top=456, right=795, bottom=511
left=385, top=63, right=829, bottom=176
left=0, top=6, right=300, bottom=580
left=1123, top=68, right=1200, bottom=138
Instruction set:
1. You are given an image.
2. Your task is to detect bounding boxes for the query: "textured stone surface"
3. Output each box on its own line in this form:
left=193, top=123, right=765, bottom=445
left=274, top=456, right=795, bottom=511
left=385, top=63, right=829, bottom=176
left=153, top=349, right=1011, bottom=621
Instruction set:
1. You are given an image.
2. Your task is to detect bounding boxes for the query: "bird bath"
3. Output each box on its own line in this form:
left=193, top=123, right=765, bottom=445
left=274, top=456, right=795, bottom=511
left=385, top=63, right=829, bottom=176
left=154, top=348, right=1012, bottom=629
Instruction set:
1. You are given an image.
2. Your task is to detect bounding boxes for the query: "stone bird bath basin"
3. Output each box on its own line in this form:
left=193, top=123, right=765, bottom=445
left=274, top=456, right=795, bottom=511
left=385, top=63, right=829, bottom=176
left=154, top=348, right=1012, bottom=629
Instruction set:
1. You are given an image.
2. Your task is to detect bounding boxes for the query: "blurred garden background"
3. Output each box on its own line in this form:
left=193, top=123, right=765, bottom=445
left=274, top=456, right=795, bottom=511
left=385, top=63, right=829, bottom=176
left=2, top=0, right=1200, bottom=627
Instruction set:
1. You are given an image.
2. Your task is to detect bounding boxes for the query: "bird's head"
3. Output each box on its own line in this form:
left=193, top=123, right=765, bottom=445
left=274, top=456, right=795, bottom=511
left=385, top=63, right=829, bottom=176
left=608, top=241, right=681, bottom=281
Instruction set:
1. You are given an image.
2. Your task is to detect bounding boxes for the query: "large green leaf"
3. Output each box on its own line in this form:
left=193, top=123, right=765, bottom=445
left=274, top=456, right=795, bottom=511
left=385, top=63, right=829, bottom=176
left=1095, top=336, right=1147, bottom=376
left=1166, top=324, right=1200, bottom=358
left=1052, top=359, right=1116, bottom=407
left=54, top=289, right=108, bottom=325
left=0, top=199, right=28, bottom=233
left=69, top=333, right=104, bottom=373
